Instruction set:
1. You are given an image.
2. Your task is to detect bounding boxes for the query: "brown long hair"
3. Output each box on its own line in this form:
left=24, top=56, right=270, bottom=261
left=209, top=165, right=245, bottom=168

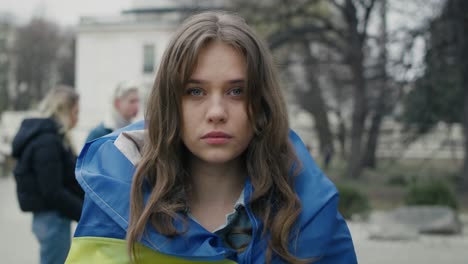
left=127, top=12, right=307, bottom=263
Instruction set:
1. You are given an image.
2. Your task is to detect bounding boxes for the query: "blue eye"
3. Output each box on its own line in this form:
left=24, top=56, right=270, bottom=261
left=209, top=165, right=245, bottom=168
left=186, top=88, right=204, bottom=96
left=229, top=88, right=243, bottom=96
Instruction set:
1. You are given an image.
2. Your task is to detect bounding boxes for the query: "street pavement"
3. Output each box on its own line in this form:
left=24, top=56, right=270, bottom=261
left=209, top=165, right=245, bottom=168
left=1, top=175, right=468, bottom=264
left=1, top=175, right=38, bottom=264
left=348, top=219, right=468, bottom=264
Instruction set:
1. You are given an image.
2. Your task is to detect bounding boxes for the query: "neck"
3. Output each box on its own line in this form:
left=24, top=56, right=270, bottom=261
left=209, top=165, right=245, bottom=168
left=188, top=156, right=246, bottom=208
left=105, top=110, right=131, bottom=130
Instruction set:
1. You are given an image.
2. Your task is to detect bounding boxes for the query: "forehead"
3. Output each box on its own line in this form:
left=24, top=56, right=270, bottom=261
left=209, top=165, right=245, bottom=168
left=120, top=89, right=139, bottom=99
left=189, top=41, right=247, bottom=81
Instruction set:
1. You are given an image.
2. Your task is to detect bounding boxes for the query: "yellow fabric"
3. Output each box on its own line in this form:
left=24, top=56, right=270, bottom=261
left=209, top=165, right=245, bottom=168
left=65, top=237, right=237, bottom=264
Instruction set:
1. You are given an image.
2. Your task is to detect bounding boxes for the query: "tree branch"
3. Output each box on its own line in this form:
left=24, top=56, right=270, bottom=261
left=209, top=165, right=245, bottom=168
left=312, top=15, right=347, bottom=40
left=360, top=0, right=378, bottom=41
left=268, top=24, right=345, bottom=53
left=331, top=0, right=346, bottom=14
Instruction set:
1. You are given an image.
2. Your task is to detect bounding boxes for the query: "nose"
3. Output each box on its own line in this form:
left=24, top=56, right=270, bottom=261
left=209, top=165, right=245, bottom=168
left=206, top=95, right=227, bottom=124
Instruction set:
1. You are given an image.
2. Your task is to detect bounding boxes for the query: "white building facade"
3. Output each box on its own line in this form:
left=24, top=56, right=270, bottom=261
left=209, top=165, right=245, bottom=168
left=74, top=0, right=227, bottom=146
left=75, top=1, right=179, bottom=145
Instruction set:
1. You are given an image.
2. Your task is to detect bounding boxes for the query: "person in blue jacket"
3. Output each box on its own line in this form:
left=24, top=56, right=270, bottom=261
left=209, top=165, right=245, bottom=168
left=85, top=80, right=141, bottom=142
left=66, top=11, right=357, bottom=264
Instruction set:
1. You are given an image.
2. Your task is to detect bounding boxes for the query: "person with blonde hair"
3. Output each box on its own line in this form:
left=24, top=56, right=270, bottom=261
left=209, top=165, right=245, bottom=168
left=12, top=86, right=84, bottom=264
left=66, top=12, right=356, bottom=263
left=85, top=80, right=140, bottom=142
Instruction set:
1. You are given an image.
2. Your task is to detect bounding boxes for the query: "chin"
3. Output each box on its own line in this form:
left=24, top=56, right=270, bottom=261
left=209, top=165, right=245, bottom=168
left=199, top=152, right=242, bottom=165
left=202, top=156, right=234, bottom=164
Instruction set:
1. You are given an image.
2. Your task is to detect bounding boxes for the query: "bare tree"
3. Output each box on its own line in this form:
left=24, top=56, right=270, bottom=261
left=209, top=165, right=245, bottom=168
left=266, top=0, right=379, bottom=178
left=295, top=40, right=334, bottom=160
left=57, top=29, right=76, bottom=87
left=0, top=16, right=14, bottom=114
left=337, top=0, right=378, bottom=178
left=231, top=0, right=336, bottom=159
left=361, top=0, right=389, bottom=168
left=231, top=0, right=379, bottom=177
left=13, top=17, right=61, bottom=110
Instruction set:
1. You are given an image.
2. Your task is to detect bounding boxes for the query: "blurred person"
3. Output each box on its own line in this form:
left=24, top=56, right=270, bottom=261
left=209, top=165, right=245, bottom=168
left=85, top=81, right=140, bottom=142
left=11, top=86, right=84, bottom=264
left=66, top=12, right=356, bottom=263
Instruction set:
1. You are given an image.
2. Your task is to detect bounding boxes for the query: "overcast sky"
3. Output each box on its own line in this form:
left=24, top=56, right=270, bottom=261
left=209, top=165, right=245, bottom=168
left=0, top=0, right=133, bottom=26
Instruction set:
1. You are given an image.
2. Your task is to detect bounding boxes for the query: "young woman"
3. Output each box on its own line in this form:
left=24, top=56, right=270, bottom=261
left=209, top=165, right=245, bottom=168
left=66, top=12, right=357, bottom=264
left=12, top=86, right=84, bottom=264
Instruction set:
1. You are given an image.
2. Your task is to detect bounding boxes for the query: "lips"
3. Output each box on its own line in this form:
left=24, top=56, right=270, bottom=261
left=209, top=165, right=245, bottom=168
left=201, top=131, right=232, bottom=144
left=201, top=131, right=232, bottom=139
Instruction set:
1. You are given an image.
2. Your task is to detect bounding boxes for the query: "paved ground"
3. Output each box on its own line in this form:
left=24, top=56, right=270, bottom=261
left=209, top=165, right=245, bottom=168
left=348, top=220, right=468, bottom=264
left=1, top=175, right=467, bottom=264
left=1, top=175, right=38, bottom=264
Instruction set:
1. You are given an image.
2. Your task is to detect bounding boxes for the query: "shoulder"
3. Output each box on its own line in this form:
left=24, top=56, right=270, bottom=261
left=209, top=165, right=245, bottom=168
left=78, top=120, right=145, bottom=183
left=288, top=130, right=338, bottom=207
left=287, top=130, right=357, bottom=262
left=288, top=129, right=339, bottom=236
left=86, top=123, right=113, bottom=142
left=75, top=121, right=145, bottom=230
left=25, top=133, right=64, bottom=165
left=32, top=131, right=62, bottom=149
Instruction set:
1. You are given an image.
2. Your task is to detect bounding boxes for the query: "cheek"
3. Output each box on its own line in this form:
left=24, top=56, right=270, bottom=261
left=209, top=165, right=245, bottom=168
left=181, top=100, right=196, bottom=120
left=126, top=103, right=137, bottom=114
left=180, top=106, right=191, bottom=134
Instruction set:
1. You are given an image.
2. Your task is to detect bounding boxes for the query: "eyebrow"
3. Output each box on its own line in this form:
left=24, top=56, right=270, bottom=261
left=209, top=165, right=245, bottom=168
left=187, top=79, right=246, bottom=84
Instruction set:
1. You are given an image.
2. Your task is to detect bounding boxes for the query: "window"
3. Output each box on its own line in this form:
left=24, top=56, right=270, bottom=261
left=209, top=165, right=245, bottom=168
left=143, top=44, right=155, bottom=73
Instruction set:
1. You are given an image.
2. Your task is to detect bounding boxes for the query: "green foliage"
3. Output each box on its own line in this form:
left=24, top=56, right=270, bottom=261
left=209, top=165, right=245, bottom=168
left=401, top=2, right=463, bottom=135
left=337, top=185, right=371, bottom=219
left=402, top=61, right=462, bottom=133
left=385, top=174, right=409, bottom=186
left=404, top=180, right=459, bottom=210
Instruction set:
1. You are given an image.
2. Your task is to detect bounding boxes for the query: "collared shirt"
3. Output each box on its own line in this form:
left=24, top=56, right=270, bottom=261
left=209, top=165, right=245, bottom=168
left=188, top=190, right=252, bottom=251
left=115, top=129, right=254, bottom=251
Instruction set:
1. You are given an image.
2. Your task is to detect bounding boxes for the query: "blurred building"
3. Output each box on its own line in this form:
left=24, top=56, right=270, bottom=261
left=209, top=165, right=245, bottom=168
left=75, top=0, right=226, bottom=145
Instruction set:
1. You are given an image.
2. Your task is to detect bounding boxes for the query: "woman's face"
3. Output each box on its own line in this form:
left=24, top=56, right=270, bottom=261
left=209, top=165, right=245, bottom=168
left=180, top=41, right=254, bottom=165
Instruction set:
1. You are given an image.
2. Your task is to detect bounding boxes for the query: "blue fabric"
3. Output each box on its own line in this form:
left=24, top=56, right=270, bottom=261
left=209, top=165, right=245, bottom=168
left=74, top=120, right=357, bottom=263
left=33, top=211, right=71, bottom=264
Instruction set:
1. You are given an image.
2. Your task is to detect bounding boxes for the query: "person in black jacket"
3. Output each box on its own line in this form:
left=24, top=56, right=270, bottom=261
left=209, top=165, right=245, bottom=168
left=11, top=86, right=84, bottom=264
